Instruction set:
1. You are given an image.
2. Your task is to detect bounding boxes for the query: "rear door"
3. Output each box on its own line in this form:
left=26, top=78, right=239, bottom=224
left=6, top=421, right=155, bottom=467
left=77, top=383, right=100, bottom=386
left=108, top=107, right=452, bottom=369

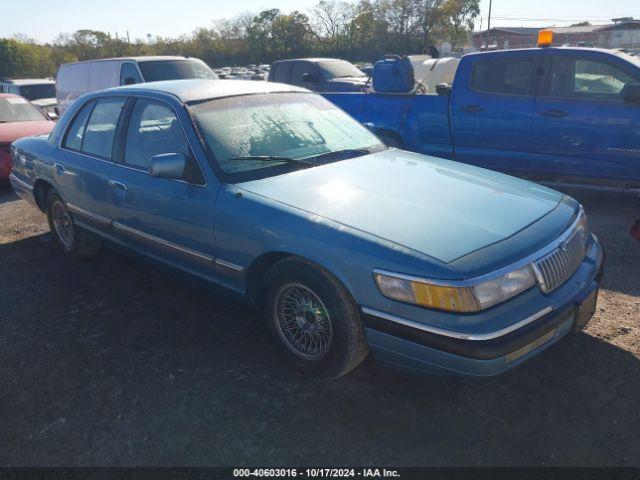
left=108, top=96, right=218, bottom=279
left=57, top=96, right=125, bottom=232
left=450, top=51, right=543, bottom=174
left=531, top=50, right=640, bottom=184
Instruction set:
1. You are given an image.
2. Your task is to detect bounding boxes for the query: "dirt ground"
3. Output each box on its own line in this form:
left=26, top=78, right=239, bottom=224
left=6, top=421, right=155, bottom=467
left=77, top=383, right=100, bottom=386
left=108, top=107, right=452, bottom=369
left=0, top=181, right=638, bottom=467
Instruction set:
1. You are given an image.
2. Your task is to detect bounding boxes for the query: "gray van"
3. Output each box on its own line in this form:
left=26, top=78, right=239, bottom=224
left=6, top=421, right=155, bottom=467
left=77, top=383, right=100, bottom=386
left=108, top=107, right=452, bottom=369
left=56, top=56, right=218, bottom=113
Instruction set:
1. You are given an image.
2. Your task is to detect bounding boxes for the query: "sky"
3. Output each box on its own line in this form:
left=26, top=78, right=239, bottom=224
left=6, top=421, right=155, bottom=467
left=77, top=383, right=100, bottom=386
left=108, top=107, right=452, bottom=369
left=0, top=0, right=637, bottom=43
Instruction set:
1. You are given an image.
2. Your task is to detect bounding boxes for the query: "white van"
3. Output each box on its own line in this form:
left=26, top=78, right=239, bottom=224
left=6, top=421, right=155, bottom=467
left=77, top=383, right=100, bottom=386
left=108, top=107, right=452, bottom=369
left=56, top=56, right=218, bottom=114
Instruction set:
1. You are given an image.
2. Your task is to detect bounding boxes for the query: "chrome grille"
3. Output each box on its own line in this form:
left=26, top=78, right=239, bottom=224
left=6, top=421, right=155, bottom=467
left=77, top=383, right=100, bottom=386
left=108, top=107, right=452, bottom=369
left=534, top=228, right=587, bottom=293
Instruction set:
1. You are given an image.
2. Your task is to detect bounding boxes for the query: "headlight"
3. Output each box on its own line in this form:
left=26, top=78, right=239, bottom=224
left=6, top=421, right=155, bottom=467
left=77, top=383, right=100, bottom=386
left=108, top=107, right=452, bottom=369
left=374, top=266, right=536, bottom=313
left=574, top=209, right=590, bottom=246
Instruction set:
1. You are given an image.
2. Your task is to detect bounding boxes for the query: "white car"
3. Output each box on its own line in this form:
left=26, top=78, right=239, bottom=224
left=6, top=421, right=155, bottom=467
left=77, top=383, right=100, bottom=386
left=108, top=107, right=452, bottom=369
left=56, top=56, right=218, bottom=114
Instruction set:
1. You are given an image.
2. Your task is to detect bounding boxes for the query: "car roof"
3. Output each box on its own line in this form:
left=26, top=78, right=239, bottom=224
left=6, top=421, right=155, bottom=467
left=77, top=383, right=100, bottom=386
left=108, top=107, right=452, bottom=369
left=0, top=78, right=55, bottom=85
left=0, top=93, right=22, bottom=98
left=273, top=58, right=346, bottom=64
left=107, top=79, right=309, bottom=103
left=61, top=56, right=190, bottom=66
left=464, top=46, right=620, bottom=58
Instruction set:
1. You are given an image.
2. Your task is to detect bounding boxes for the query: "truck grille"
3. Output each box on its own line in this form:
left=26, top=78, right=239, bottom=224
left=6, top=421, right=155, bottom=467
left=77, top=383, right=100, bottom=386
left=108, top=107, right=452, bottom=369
left=533, top=228, right=587, bottom=293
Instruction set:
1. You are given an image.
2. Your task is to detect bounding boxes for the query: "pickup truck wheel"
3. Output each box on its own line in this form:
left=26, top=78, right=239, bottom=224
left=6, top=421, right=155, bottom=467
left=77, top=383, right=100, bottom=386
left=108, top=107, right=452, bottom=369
left=46, top=191, right=100, bottom=259
left=262, top=258, right=368, bottom=378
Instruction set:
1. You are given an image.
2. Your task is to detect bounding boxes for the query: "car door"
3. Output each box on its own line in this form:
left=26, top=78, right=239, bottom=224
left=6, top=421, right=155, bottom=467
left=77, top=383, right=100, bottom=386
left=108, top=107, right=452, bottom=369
left=450, top=51, right=542, bottom=174
left=531, top=51, right=640, bottom=184
left=108, top=96, right=218, bottom=279
left=57, top=96, right=125, bottom=232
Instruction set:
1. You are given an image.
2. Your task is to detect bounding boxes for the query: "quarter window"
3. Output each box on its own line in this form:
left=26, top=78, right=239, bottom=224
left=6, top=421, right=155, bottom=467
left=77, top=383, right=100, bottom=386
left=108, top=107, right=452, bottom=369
left=62, top=99, right=95, bottom=151
left=549, top=57, right=640, bottom=100
left=124, top=99, right=190, bottom=170
left=471, top=57, right=535, bottom=96
left=82, top=97, right=126, bottom=159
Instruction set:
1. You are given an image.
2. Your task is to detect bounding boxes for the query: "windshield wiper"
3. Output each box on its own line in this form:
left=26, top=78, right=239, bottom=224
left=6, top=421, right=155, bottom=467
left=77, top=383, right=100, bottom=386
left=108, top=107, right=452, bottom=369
left=308, top=148, right=371, bottom=162
left=228, top=155, right=314, bottom=166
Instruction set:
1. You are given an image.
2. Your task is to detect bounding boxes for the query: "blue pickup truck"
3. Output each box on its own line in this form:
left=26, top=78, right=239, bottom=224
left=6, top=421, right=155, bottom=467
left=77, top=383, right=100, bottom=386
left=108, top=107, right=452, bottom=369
left=325, top=47, right=640, bottom=187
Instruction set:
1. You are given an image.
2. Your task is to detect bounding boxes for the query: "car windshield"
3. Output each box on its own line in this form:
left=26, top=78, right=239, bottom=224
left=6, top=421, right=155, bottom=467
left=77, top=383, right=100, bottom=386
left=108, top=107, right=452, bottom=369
left=0, top=97, right=46, bottom=122
left=317, top=60, right=366, bottom=79
left=18, top=83, right=56, bottom=101
left=188, top=92, right=384, bottom=181
left=138, top=59, right=219, bottom=82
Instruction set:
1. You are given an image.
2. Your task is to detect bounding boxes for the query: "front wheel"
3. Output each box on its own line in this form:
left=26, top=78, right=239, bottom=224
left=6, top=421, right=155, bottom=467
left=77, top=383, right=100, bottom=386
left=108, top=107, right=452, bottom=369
left=46, top=191, right=100, bottom=259
left=262, top=257, right=368, bottom=378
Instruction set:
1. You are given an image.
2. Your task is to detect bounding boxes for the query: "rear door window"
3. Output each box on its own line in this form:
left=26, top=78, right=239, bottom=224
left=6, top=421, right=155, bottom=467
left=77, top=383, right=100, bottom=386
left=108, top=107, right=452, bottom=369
left=63, top=99, right=96, bottom=151
left=81, top=97, right=126, bottom=159
left=471, top=57, right=535, bottom=96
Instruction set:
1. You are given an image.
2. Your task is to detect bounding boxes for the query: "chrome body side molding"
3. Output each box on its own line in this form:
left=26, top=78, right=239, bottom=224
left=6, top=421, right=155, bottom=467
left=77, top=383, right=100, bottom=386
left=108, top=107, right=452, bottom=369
left=361, top=306, right=554, bottom=341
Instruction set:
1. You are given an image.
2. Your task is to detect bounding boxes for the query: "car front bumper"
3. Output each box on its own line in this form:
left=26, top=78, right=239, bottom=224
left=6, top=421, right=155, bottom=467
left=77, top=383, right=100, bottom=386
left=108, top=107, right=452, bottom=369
left=361, top=235, right=604, bottom=377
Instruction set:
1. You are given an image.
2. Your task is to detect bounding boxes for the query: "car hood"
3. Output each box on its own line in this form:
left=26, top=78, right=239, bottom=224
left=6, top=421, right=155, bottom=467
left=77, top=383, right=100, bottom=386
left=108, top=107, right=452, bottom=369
left=0, top=121, right=54, bottom=144
left=238, top=149, right=565, bottom=264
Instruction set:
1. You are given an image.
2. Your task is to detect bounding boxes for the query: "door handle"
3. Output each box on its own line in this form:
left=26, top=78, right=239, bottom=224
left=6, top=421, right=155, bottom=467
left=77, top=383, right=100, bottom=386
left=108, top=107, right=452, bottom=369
left=109, top=180, right=128, bottom=191
left=461, top=104, right=484, bottom=113
left=54, top=163, right=66, bottom=175
left=540, top=109, right=568, bottom=118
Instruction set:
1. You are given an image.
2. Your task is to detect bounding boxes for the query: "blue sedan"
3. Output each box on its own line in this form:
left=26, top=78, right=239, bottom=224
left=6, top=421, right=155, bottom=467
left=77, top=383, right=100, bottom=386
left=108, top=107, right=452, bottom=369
left=9, top=79, right=604, bottom=378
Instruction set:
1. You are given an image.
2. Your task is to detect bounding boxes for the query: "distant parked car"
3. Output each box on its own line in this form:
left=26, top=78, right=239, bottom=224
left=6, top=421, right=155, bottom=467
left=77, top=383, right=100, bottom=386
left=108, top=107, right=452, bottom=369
left=10, top=80, right=603, bottom=378
left=269, top=58, right=368, bottom=92
left=0, top=94, right=54, bottom=180
left=0, top=78, right=58, bottom=119
left=56, top=56, right=219, bottom=114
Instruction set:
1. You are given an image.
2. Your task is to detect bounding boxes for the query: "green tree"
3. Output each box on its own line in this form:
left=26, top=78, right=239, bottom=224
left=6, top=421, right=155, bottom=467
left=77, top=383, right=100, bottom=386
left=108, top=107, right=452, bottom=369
left=441, top=0, right=479, bottom=48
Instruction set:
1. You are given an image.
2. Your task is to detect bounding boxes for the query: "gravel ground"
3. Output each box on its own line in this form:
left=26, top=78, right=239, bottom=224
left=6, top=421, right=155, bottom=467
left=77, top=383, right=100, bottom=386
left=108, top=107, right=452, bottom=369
left=0, top=181, right=638, bottom=467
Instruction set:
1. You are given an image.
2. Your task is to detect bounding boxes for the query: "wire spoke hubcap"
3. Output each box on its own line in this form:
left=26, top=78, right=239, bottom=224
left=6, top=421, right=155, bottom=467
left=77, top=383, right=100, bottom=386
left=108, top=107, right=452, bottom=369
left=52, top=201, right=74, bottom=249
left=274, top=283, right=333, bottom=360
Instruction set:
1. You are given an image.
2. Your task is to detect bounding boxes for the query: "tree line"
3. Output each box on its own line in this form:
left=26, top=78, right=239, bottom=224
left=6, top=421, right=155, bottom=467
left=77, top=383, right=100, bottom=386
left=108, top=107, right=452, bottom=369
left=0, top=0, right=479, bottom=78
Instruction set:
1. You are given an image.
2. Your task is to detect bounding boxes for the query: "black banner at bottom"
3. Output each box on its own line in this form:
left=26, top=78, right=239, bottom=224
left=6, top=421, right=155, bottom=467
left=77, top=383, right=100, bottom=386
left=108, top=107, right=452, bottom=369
left=0, top=468, right=639, bottom=480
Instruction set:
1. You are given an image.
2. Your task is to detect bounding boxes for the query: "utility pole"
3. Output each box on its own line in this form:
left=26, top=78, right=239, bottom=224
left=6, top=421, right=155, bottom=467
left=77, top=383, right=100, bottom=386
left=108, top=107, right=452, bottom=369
left=486, top=0, right=492, bottom=48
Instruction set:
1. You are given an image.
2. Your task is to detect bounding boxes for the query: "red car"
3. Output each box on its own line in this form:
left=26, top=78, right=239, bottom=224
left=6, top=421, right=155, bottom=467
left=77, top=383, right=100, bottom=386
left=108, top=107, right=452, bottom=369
left=0, top=94, right=54, bottom=180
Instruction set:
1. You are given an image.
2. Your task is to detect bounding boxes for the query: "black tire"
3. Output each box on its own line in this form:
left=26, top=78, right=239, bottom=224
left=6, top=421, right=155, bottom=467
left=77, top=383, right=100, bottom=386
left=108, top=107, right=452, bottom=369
left=46, top=190, right=100, bottom=259
left=262, top=257, right=368, bottom=378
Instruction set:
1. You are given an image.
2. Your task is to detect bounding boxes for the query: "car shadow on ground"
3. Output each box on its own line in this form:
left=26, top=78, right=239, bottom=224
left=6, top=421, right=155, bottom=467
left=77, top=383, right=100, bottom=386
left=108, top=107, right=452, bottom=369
left=0, top=233, right=638, bottom=466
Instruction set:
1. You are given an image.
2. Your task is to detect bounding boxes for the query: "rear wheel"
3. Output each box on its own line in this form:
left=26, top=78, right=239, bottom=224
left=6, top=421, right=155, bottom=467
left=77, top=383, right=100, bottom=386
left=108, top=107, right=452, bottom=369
left=262, top=257, right=368, bottom=378
left=46, top=191, right=100, bottom=259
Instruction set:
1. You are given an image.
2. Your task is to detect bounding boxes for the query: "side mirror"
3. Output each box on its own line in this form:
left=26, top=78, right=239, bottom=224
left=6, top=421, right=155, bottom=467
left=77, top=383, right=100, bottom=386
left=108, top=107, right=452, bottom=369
left=435, top=83, right=452, bottom=96
left=302, top=73, right=318, bottom=83
left=124, top=77, right=137, bottom=86
left=622, top=84, right=640, bottom=104
left=149, top=153, right=186, bottom=180
left=47, top=111, right=58, bottom=120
